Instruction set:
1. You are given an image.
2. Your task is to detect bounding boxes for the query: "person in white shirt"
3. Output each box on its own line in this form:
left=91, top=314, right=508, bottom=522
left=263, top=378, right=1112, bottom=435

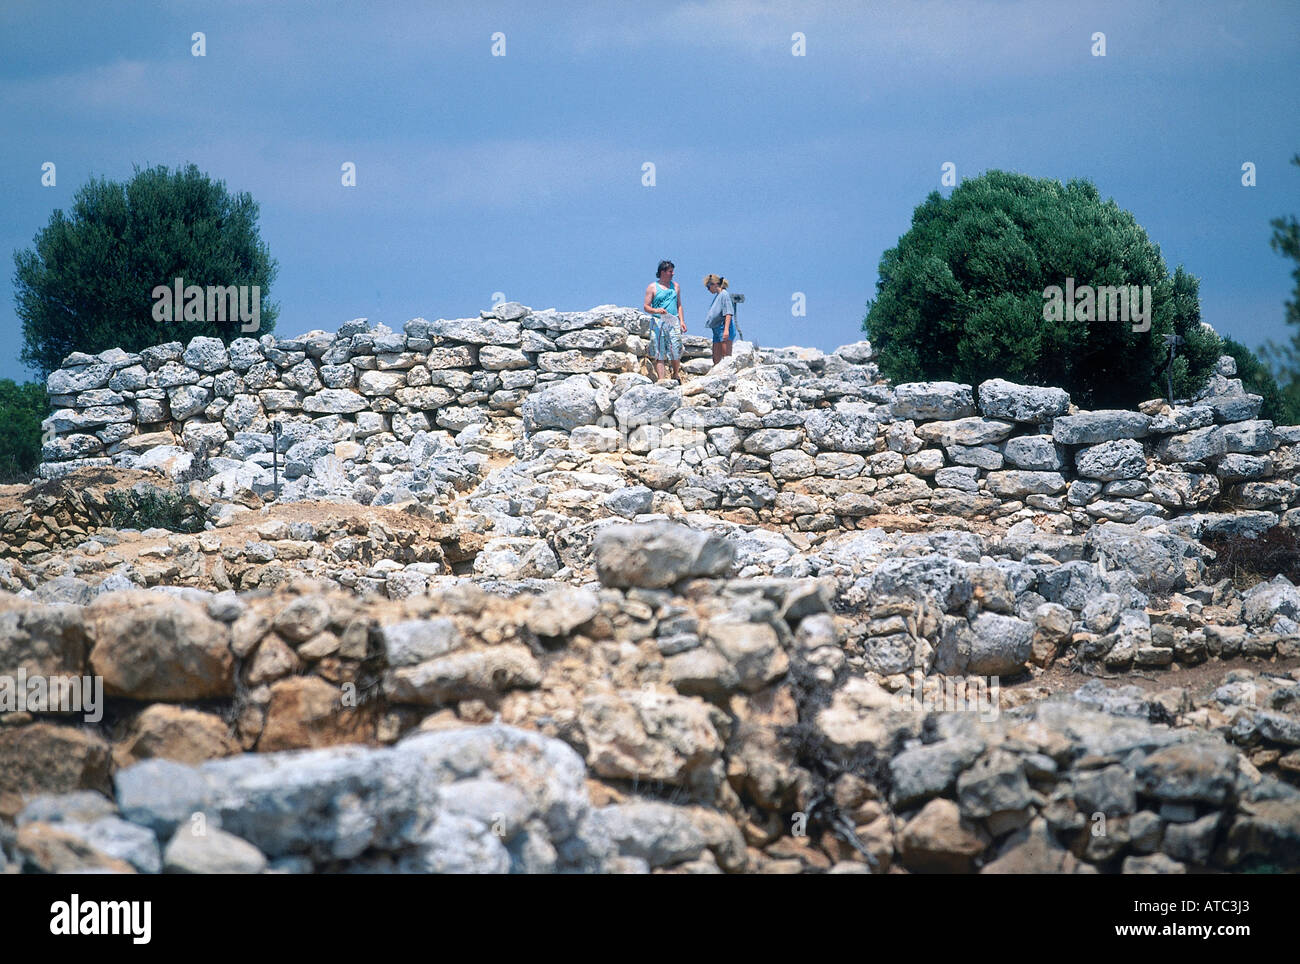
left=703, top=273, right=735, bottom=366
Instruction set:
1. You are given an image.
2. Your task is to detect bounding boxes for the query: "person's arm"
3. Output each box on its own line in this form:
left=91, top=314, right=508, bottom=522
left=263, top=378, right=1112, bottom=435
left=723, top=313, right=732, bottom=339
left=676, top=283, right=685, bottom=331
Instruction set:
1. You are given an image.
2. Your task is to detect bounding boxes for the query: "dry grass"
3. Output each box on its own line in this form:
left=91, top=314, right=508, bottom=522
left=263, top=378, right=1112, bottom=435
left=1203, top=526, right=1300, bottom=590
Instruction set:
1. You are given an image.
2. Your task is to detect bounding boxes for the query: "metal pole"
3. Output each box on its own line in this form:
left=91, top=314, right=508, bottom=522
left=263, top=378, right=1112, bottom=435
left=1163, top=334, right=1183, bottom=405
left=271, top=420, right=281, bottom=494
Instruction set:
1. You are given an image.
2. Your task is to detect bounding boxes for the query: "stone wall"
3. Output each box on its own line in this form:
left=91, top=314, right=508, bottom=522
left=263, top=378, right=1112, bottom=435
left=38, top=304, right=1300, bottom=535
left=4, top=531, right=1299, bottom=873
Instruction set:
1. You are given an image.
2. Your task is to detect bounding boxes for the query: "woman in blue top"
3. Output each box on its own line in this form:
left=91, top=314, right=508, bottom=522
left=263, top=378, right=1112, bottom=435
left=643, top=260, right=686, bottom=382
left=703, top=273, right=735, bottom=366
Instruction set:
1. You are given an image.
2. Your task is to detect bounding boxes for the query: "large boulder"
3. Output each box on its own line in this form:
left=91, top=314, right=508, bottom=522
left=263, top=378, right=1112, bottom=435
left=613, top=384, right=681, bottom=427
left=892, top=382, right=976, bottom=421
left=384, top=646, right=543, bottom=704
left=182, top=336, right=230, bottom=373
left=1224, top=420, right=1277, bottom=454
left=935, top=613, right=1033, bottom=676
left=0, top=724, right=112, bottom=798
left=1002, top=435, right=1064, bottom=470
left=115, top=724, right=611, bottom=872
left=866, top=555, right=974, bottom=612
left=87, top=594, right=234, bottom=701
left=380, top=618, right=463, bottom=668
left=0, top=602, right=88, bottom=678
left=804, top=404, right=879, bottom=453
left=1201, top=393, right=1263, bottom=423
left=984, top=470, right=1068, bottom=498
left=899, top=798, right=988, bottom=873
left=586, top=801, right=706, bottom=868
left=1241, top=577, right=1300, bottom=628
left=163, top=825, right=267, bottom=874
left=890, top=737, right=986, bottom=808
left=521, top=375, right=604, bottom=432
left=977, top=379, right=1070, bottom=423
left=579, top=689, right=723, bottom=786
left=1134, top=742, right=1239, bottom=806
left=1085, top=524, right=1204, bottom=593
left=594, top=523, right=735, bottom=588
left=116, top=705, right=239, bottom=766
left=428, top=317, right=522, bottom=346
left=915, top=417, right=1016, bottom=448
left=1154, top=425, right=1227, bottom=464
left=1074, top=439, right=1147, bottom=480
left=1052, top=411, right=1152, bottom=445
left=259, top=677, right=374, bottom=752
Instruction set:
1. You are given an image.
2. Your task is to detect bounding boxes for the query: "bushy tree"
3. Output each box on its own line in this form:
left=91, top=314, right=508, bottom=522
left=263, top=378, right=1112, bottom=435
left=0, top=380, right=48, bottom=482
left=863, top=171, right=1220, bottom=409
left=1222, top=337, right=1300, bottom=426
left=1259, top=153, right=1300, bottom=420
left=13, top=163, right=278, bottom=377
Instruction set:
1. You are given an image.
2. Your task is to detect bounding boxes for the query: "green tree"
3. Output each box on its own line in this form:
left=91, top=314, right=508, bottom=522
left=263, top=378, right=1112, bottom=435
left=0, top=380, right=48, bottom=482
left=863, top=170, right=1220, bottom=409
left=13, top=163, right=278, bottom=377
left=1259, top=153, right=1300, bottom=422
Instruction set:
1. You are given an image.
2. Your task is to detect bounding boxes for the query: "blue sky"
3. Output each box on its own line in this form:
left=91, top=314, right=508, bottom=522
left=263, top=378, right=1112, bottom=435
left=1, top=0, right=1297, bottom=382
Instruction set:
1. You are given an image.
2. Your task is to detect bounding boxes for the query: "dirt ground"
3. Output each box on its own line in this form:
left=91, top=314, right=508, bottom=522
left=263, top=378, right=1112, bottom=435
left=1014, top=652, right=1300, bottom=703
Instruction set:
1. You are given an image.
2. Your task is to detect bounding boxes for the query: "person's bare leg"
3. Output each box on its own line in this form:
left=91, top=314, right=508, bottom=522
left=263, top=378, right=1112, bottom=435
left=712, top=344, right=723, bottom=365
left=671, top=360, right=682, bottom=381
left=723, top=340, right=733, bottom=358
left=656, top=360, right=665, bottom=381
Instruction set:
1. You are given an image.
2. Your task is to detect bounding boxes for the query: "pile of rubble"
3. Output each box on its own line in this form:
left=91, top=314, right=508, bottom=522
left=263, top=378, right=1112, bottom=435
left=3, top=524, right=1298, bottom=873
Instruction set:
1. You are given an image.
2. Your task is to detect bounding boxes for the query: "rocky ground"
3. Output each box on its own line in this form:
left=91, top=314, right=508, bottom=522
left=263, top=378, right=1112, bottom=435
left=2, top=305, right=1298, bottom=873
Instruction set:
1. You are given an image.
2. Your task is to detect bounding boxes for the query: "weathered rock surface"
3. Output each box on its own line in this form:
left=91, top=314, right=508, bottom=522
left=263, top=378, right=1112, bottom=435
left=5, top=310, right=1297, bottom=875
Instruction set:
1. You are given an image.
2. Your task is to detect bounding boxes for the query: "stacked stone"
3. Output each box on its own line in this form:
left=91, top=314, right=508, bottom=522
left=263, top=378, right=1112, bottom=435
left=38, top=305, right=673, bottom=498
left=517, top=340, right=889, bottom=531
left=0, top=478, right=123, bottom=557
left=516, top=344, right=1298, bottom=536
left=847, top=357, right=1299, bottom=531
left=41, top=347, right=144, bottom=474
left=38, top=309, right=1300, bottom=535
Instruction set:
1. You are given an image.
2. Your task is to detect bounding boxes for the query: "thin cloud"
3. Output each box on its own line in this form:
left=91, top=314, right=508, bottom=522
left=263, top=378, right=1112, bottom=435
left=64, top=128, right=689, bottom=216
left=0, top=58, right=193, bottom=115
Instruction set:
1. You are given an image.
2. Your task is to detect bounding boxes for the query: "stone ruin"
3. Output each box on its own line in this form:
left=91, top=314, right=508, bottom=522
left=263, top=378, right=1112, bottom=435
left=2, top=303, right=1298, bottom=874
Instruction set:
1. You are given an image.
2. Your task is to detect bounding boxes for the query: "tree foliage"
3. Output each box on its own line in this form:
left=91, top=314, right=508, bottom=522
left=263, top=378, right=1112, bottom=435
left=1259, top=153, right=1300, bottom=422
left=13, top=163, right=278, bottom=377
left=0, top=380, right=48, bottom=483
left=863, top=170, right=1219, bottom=409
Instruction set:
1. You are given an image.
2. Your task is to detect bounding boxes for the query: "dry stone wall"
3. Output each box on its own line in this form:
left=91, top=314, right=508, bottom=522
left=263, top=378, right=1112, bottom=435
left=38, top=304, right=1300, bottom=538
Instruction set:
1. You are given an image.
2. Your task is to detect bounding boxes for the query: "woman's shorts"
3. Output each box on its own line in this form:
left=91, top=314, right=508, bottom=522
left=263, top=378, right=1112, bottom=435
left=711, top=325, right=732, bottom=344
left=649, top=318, right=683, bottom=361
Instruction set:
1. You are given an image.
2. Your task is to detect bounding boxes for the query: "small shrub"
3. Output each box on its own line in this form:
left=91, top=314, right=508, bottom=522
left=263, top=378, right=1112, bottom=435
left=104, top=486, right=206, bottom=533
left=1203, top=526, right=1300, bottom=589
left=172, top=445, right=213, bottom=485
